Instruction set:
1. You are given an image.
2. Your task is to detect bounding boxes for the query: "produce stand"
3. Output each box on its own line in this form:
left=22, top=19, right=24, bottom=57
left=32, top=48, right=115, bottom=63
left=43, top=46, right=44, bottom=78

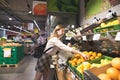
left=67, top=55, right=113, bottom=80
left=65, top=24, right=120, bottom=80
left=0, top=45, right=24, bottom=66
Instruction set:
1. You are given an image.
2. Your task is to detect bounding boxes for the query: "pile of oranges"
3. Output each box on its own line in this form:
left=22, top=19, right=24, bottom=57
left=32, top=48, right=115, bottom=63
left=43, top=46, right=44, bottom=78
left=68, top=51, right=102, bottom=67
left=83, top=51, right=102, bottom=60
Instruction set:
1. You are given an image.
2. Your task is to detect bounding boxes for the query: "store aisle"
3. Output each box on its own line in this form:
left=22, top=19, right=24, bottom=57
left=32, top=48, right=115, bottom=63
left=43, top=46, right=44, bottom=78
left=0, top=55, right=38, bottom=80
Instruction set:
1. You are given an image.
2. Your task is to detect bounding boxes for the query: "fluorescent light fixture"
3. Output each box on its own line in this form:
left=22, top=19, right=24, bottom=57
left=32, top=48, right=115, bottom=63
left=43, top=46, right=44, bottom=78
left=50, top=15, right=56, bottom=26
left=13, top=25, right=31, bottom=34
left=14, top=25, right=22, bottom=30
left=23, top=29, right=31, bottom=33
left=0, top=28, right=20, bottom=34
left=1, top=26, right=4, bottom=27
left=33, top=20, right=40, bottom=31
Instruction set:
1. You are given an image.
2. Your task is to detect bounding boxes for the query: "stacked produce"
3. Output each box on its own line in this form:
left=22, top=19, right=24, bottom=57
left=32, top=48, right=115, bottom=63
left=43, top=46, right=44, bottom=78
left=100, top=20, right=119, bottom=28
left=1, top=43, right=22, bottom=47
left=68, top=51, right=103, bottom=67
left=67, top=51, right=113, bottom=80
left=98, top=57, right=120, bottom=80
left=94, top=19, right=120, bottom=33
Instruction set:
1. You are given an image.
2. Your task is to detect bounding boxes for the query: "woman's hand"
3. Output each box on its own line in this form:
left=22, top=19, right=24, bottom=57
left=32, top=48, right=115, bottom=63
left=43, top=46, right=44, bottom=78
left=72, top=49, right=89, bottom=60
left=80, top=52, right=89, bottom=60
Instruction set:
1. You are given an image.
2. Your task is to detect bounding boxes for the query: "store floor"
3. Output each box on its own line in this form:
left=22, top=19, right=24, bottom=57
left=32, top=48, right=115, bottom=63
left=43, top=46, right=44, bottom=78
left=0, top=55, right=42, bottom=80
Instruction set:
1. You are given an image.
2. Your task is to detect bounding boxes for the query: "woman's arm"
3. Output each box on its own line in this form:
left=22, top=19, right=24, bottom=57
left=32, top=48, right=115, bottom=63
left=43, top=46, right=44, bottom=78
left=53, top=38, right=89, bottom=60
left=71, top=49, right=89, bottom=60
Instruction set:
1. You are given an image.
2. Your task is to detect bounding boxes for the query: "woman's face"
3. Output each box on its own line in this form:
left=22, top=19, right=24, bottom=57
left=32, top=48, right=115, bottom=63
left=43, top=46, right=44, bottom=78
left=57, top=28, right=65, bottom=37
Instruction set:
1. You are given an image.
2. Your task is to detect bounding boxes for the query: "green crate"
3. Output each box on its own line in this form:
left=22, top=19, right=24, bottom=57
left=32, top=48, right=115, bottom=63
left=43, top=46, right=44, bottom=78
left=114, top=24, right=120, bottom=30
left=0, top=57, right=7, bottom=64
left=67, top=62, right=84, bottom=80
left=7, top=58, right=18, bottom=64
left=88, top=55, right=112, bottom=64
left=0, top=46, right=24, bottom=64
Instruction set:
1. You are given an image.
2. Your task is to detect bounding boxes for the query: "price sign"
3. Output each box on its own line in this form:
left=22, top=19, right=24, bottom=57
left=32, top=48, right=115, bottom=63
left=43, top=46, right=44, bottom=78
left=82, top=36, right=87, bottom=41
left=93, top=34, right=100, bottom=40
left=65, top=36, right=72, bottom=40
left=3, top=48, right=11, bottom=57
left=115, top=32, right=120, bottom=41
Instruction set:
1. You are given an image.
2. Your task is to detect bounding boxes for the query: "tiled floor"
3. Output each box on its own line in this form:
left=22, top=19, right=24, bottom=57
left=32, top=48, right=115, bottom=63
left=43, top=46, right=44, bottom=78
left=0, top=55, right=38, bottom=80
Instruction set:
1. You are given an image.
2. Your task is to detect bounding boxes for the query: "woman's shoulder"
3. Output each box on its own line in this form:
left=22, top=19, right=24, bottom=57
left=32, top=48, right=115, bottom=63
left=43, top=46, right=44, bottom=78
left=49, top=37, right=58, bottom=40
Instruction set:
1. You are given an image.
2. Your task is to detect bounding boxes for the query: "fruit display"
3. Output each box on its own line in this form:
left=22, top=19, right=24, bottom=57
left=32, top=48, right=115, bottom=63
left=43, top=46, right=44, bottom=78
left=100, top=20, right=119, bottom=28
left=76, top=57, right=111, bottom=74
left=97, top=57, right=120, bottom=80
left=98, top=73, right=111, bottom=80
left=68, top=51, right=103, bottom=67
left=94, top=18, right=120, bottom=33
left=67, top=50, right=114, bottom=80
left=111, top=57, right=120, bottom=70
left=1, top=43, right=22, bottom=47
left=83, top=51, right=102, bottom=60
left=24, top=40, right=33, bottom=43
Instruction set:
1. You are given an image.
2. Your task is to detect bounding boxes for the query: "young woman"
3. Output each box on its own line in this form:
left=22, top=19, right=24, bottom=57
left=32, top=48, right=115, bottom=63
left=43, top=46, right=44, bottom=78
left=34, top=24, right=88, bottom=80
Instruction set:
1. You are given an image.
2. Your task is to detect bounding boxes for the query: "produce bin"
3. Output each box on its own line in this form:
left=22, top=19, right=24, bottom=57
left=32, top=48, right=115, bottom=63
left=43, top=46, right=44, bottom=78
left=114, top=24, right=120, bottom=30
left=67, top=55, right=113, bottom=80
left=84, top=64, right=112, bottom=80
left=0, top=45, right=24, bottom=65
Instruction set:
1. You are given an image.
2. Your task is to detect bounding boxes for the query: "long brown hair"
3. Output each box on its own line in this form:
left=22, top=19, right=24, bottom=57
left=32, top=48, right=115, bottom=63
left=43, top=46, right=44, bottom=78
left=49, top=24, right=65, bottom=39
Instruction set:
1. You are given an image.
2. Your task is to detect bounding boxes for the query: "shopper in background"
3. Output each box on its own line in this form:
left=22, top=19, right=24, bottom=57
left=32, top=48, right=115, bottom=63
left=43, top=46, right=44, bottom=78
left=34, top=24, right=89, bottom=80
left=31, top=33, right=39, bottom=46
left=37, top=33, right=46, bottom=46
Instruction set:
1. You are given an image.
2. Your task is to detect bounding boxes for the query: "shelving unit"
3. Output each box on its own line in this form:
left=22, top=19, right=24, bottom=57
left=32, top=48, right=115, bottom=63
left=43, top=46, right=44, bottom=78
left=80, top=16, right=119, bottom=34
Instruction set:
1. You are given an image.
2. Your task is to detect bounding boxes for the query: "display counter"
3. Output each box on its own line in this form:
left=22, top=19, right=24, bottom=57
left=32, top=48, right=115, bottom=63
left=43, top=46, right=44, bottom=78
left=0, top=45, right=24, bottom=65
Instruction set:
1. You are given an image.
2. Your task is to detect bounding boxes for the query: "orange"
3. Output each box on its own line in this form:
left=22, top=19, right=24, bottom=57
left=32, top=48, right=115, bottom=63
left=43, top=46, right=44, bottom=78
left=92, top=52, right=97, bottom=57
left=97, top=53, right=102, bottom=57
left=90, top=56, right=94, bottom=60
left=106, top=67, right=119, bottom=80
left=98, top=73, right=111, bottom=80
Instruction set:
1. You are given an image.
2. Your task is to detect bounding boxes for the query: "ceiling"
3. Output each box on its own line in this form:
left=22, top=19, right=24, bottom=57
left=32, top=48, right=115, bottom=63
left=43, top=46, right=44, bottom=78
left=0, top=0, right=79, bottom=34
left=0, top=0, right=47, bottom=32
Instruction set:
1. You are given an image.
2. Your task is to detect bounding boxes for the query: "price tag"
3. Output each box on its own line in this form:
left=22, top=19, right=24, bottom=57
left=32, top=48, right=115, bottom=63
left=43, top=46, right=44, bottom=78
left=65, top=36, right=72, bottom=40
left=93, top=34, right=100, bottom=40
left=115, top=32, right=120, bottom=41
left=82, top=36, right=87, bottom=41
left=3, top=48, right=11, bottom=57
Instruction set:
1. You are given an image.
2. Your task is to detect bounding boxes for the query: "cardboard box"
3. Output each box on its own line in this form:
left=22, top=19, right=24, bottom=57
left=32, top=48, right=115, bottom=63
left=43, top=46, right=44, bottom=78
left=84, top=64, right=112, bottom=80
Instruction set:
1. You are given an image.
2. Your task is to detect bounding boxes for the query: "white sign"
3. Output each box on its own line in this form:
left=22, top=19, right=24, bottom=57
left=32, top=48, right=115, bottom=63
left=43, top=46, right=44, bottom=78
left=93, top=34, right=100, bottom=40
left=115, top=32, right=120, bottom=41
left=3, top=48, right=11, bottom=57
left=82, top=36, right=87, bottom=41
left=28, top=23, right=34, bottom=30
left=65, top=36, right=72, bottom=40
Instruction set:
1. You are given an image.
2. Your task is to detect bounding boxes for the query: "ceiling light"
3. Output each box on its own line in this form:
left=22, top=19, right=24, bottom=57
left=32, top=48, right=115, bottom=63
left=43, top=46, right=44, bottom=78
left=1, top=26, right=4, bottom=27
left=13, top=25, right=31, bottom=34
left=28, top=11, right=32, bottom=14
left=71, top=25, right=75, bottom=28
left=0, top=28, right=20, bottom=34
left=9, top=17, right=12, bottom=20
left=8, top=26, right=10, bottom=28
